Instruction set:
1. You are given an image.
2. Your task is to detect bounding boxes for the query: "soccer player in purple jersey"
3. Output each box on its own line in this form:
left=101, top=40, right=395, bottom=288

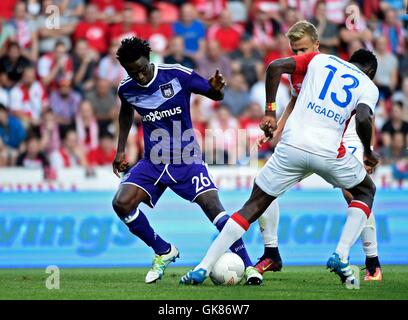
left=111, top=37, right=262, bottom=284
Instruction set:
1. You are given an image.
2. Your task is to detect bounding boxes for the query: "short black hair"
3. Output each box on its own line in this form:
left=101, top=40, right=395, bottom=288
left=116, top=36, right=151, bottom=65
left=0, top=103, right=7, bottom=112
left=348, top=49, right=378, bottom=79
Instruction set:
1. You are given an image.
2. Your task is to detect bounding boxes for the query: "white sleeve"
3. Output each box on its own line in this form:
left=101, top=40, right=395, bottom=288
left=37, top=56, right=51, bottom=78
left=357, top=83, right=379, bottom=114
left=9, top=87, right=22, bottom=111
left=97, top=58, right=107, bottom=79
left=50, top=151, right=64, bottom=169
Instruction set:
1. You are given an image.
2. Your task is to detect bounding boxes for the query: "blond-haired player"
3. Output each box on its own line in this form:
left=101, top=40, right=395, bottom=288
left=254, top=21, right=382, bottom=281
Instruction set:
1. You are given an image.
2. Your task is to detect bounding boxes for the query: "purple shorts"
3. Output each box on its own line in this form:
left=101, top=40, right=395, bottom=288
left=121, top=159, right=218, bottom=207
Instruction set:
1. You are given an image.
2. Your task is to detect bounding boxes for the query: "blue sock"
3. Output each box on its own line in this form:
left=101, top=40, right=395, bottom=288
left=124, top=209, right=170, bottom=255
left=214, top=214, right=253, bottom=268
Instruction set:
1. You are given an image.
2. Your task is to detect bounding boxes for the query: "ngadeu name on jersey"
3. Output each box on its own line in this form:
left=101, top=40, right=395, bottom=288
left=306, top=101, right=346, bottom=125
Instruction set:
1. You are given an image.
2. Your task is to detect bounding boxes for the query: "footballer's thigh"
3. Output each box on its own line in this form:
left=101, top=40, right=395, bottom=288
left=311, top=151, right=366, bottom=190
left=112, top=184, right=150, bottom=218
left=112, top=159, right=167, bottom=217
left=311, top=151, right=375, bottom=208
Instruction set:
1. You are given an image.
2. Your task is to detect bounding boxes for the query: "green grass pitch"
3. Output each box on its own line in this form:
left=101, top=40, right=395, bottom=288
left=1, top=266, right=407, bottom=300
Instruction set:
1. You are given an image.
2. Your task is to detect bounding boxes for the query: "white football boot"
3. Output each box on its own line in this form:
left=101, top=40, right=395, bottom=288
left=145, top=244, right=180, bottom=283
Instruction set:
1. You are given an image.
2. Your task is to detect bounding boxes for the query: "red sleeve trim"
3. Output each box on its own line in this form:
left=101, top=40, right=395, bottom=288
left=231, top=212, right=250, bottom=231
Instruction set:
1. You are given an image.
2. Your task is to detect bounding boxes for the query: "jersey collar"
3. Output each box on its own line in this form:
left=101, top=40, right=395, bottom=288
left=137, top=62, right=158, bottom=88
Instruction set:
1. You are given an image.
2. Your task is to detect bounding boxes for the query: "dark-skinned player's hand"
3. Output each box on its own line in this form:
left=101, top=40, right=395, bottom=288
left=112, top=152, right=129, bottom=178
left=208, top=69, right=227, bottom=91
left=363, top=150, right=380, bottom=174
left=259, top=115, right=277, bottom=139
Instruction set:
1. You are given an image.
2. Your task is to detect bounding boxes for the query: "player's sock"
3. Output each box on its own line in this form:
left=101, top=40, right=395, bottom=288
left=195, top=212, right=249, bottom=274
left=258, top=199, right=279, bottom=249
left=361, top=212, right=379, bottom=258
left=336, top=201, right=370, bottom=262
left=122, top=208, right=171, bottom=255
left=366, top=256, right=381, bottom=269
left=213, top=212, right=253, bottom=267
left=264, top=247, right=281, bottom=260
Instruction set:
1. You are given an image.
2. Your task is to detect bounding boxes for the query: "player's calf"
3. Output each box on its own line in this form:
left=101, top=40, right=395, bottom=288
left=112, top=186, right=177, bottom=283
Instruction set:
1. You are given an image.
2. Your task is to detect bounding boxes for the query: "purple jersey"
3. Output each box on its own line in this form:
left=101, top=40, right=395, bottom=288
left=118, top=63, right=211, bottom=164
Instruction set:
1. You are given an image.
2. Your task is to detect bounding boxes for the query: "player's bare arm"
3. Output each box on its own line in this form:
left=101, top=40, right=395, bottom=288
left=364, top=116, right=377, bottom=174
left=205, top=69, right=226, bottom=101
left=113, top=102, right=134, bottom=178
left=261, top=57, right=296, bottom=138
left=355, top=103, right=379, bottom=171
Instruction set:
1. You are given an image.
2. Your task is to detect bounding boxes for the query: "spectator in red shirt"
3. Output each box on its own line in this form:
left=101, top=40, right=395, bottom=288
left=50, top=129, right=87, bottom=169
left=245, top=4, right=281, bottom=53
left=73, top=4, right=109, bottom=56
left=87, top=132, right=116, bottom=166
left=138, top=6, right=173, bottom=59
left=37, top=40, right=73, bottom=88
left=263, top=33, right=291, bottom=66
left=90, top=0, right=124, bottom=24
left=110, top=7, right=142, bottom=43
left=207, top=9, right=244, bottom=53
left=0, top=0, right=18, bottom=20
left=191, top=0, right=227, bottom=25
left=9, top=65, right=48, bottom=126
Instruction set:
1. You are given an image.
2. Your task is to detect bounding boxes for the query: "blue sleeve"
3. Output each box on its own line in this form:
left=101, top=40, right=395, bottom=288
left=173, top=22, right=181, bottom=35
left=197, top=21, right=206, bottom=39
left=188, top=71, right=211, bottom=95
left=14, top=118, right=26, bottom=148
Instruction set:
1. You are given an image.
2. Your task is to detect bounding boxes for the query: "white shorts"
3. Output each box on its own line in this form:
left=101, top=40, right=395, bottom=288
left=255, top=143, right=367, bottom=197
left=343, top=140, right=364, bottom=165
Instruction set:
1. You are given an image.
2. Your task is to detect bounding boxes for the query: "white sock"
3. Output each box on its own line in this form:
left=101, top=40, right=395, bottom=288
left=336, top=204, right=368, bottom=262
left=361, top=212, right=378, bottom=257
left=258, top=199, right=279, bottom=247
left=194, top=214, right=248, bottom=275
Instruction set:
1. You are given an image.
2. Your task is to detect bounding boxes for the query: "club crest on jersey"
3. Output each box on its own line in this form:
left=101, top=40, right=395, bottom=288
left=160, top=83, right=174, bottom=98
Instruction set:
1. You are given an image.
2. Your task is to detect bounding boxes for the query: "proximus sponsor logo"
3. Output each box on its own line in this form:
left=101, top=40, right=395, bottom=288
left=142, top=107, right=182, bottom=122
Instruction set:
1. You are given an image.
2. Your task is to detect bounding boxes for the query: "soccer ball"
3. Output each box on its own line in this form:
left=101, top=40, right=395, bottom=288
left=209, top=252, right=245, bottom=285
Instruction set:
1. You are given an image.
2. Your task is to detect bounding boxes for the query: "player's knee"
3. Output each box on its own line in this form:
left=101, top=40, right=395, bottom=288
left=112, top=195, right=134, bottom=216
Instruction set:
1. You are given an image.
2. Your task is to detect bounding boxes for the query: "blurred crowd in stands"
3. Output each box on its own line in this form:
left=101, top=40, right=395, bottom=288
left=0, top=0, right=407, bottom=180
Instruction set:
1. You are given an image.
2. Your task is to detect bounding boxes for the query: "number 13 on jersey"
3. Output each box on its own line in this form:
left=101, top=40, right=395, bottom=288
left=319, top=64, right=360, bottom=108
